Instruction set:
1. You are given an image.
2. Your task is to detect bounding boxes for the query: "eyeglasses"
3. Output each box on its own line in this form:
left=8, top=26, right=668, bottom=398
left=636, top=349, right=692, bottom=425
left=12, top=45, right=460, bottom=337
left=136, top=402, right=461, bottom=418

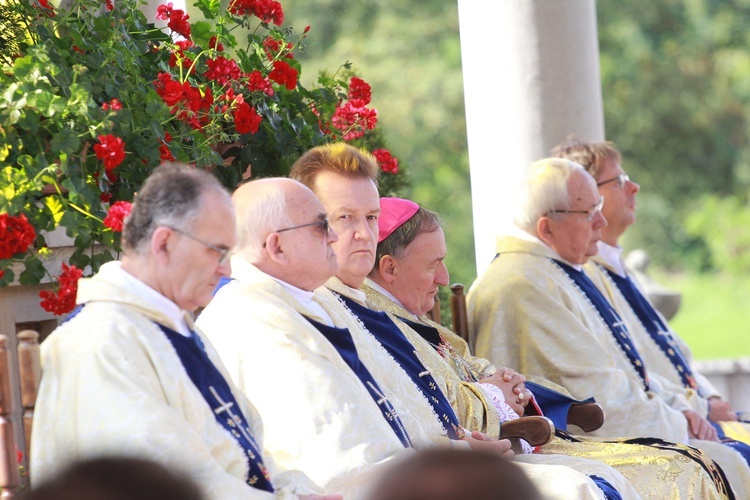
left=547, top=197, right=604, bottom=222
left=168, top=226, right=231, bottom=265
left=275, top=218, right=329, bottom=235
left=597, top=174, right=630, bottom=189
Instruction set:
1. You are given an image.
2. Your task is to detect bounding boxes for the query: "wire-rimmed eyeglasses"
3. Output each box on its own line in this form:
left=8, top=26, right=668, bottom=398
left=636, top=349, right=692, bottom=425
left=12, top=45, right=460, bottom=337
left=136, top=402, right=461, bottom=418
left=168, top=226, right=231, bottom=265
left=546, top=197, right=604, bottom=222
left=275, top=218, right=329, bottom=235
left=597, top=174, right=630, bottom=189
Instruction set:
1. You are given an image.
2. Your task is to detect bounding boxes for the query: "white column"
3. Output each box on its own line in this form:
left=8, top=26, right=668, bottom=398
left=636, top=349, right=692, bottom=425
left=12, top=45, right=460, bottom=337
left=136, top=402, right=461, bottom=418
left=458, top=0, right=605, bottom=276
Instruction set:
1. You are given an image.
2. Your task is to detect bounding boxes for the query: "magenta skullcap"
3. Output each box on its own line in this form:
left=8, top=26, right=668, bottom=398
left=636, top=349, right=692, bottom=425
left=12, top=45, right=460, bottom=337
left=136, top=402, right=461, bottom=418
left=378, top=197, right=420, bottom=243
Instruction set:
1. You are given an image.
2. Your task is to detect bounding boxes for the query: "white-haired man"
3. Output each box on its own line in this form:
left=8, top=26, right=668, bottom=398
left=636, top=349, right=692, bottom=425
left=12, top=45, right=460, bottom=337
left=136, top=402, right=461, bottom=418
left=32, top=164, right=322, bottom=500
left=468, top=158, right=750, bottom=496
left=552, top=138, right=750, bottom=445
left=364, top=196, right=736, bottom=499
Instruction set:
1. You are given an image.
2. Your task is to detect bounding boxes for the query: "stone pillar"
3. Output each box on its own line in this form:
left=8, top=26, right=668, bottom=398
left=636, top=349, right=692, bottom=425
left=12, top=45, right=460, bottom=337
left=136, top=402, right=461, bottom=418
left=458, top=0, right=605, bottom=275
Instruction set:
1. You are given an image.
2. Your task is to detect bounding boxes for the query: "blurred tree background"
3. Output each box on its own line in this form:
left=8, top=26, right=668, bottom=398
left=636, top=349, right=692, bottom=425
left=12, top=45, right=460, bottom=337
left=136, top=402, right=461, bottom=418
left=284, top=0, right=750, bottom=355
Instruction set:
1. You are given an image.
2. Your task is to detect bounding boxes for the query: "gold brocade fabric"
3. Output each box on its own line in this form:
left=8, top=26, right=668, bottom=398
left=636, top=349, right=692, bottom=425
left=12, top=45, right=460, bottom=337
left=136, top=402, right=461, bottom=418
left=363, top=282, right=732, bottom=499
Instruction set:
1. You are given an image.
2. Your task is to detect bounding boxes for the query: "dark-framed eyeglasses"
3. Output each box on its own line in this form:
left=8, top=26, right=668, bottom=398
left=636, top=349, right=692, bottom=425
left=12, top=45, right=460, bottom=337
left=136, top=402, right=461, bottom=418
left=547, top=197, right=604, bottom=222
left=275, top=218, right=329, bottom=235
left=597, top=174, right=630, bottom=189
left=167, top=226, right=232, bottom=265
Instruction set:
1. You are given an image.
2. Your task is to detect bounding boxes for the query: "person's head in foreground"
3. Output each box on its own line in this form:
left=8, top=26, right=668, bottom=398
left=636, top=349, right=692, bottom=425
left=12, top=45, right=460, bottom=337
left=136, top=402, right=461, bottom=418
left=289, top=142, right=380, bottom=288
left=24, top=456, right=204, bottom=500
left=550, top=138, right=639, bottom=246
left=231, top=177, right=339, bottom=291
left=369, top=197, right=448, bottom=317
left=514, top=158, right=607, bottom=265
left=366, top=448, right=541, bottom=500
left=121, top=162, right=235, bottom=312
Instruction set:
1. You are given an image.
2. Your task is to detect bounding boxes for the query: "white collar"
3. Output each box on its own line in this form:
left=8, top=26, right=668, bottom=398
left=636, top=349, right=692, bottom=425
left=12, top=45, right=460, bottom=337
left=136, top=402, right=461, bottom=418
left=100, top=261, right=191, bottom=336
left=597, top=241, right=626, bottom=276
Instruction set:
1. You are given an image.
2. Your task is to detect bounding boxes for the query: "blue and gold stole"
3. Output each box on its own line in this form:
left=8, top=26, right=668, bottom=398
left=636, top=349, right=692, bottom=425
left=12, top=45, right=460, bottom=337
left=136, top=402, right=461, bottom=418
left=600, top=265, right=697, bottom=390
left=303, top=317, right=413, bottom=448
left=335, top=294, right=462, bottom=440
left=158, top=324, right=274, bottom=492
left=553, top=260, right=650, bottom=392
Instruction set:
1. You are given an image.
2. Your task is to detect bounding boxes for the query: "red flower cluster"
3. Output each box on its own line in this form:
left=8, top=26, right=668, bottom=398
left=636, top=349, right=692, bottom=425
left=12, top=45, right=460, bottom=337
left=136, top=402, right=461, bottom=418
left=154, top=73, right=213, bottom=130
left=156, top=3, right=191, bottom=38
left=209, top=37, right=224, bottom=51
left=332, top=101, right=377, bottom=141
left=268, top=60, right=298, bottom=90
left=234, top=101, right=262, bottom=134
left=247, top=70, right=274, bottom=96
left=39, top=263, right=83, bottom=316
left=348, top=77, right=372, bottom=105
left=262, top=37, right=293, bottom=60
left=203, top=56, right=243, bottom=86
left=103, top=201, right=133, bottom=232
left=36, top=0, right=54, bottom=16
left=168, top=40, right=194, bottom=69
left=372, top=148, right=399, bottom=175
left=0, top=214, right=36, bottom=260
left=228, top=0, right=284, bottom=25
left=101, top=98, right=122, bottom=111
left=159, top=133, right=176, bottom=161
left=93, top=134, right=126, bottom=170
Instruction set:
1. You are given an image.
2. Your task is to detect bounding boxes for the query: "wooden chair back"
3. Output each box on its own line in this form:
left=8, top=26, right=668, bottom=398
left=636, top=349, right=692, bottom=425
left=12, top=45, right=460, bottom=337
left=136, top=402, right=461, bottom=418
left=0, top=330, right=41, bottom=498
left=449, top=283, right=472, bottom=350
left=0, top=335, right=20, bottom=498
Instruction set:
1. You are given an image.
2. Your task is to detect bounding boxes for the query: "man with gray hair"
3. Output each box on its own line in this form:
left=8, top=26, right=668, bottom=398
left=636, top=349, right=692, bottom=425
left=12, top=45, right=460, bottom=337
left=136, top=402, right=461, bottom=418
left=32, top=163, right=322, bottom=500
left=468, top=158, right=750, bottom=496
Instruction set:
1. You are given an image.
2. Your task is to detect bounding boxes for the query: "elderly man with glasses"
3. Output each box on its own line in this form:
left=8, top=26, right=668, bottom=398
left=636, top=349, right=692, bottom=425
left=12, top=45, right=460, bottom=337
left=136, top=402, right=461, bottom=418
left=31, top=164, right=327, bottom=500
left=552, top=139, right=750, bottom=445
left=468, top=158, right=750, bottom=496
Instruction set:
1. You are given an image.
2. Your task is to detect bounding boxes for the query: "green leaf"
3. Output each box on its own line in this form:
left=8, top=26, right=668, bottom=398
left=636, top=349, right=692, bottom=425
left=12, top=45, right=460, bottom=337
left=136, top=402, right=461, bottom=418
left=50, top=128, right=81, bottom=154
left=191, top=21, right=214, bottom=47
left=43, top=196, right=65, bottom=225
left=193, top=0, right=220, bottom=19
left=19, top=258, right=46, bottom=285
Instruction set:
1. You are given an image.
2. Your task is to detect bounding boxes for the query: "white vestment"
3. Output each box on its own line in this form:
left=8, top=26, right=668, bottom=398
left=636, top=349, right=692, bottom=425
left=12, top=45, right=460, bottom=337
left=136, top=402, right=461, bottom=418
left=469, top=234, right=750, bottom=496
left=197, top=261, right=424, bottom=499
left=31, top=262, right=313, bottom=500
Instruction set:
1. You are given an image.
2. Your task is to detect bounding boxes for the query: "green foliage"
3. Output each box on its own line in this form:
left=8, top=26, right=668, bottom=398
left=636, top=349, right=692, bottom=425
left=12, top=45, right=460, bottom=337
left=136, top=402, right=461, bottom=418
left=599, top=0, right=750, bottom=270
left=684, top=193, right=750, bottom=273
left=0, top=0, right=407, bottom=287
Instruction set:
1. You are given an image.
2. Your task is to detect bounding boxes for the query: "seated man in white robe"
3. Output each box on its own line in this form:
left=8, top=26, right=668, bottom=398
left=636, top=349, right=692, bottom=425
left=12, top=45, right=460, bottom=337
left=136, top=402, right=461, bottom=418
left=468, top=157, right=750, bottom=496
left=197, top=177, right=516, bottom=500
left=363, top=196, right=734, bottom=499
left=289, top=142, right=657, bottom=500
left=552, top=138, right=750, bottom=445
left=31, top=163, right=324, bottom=500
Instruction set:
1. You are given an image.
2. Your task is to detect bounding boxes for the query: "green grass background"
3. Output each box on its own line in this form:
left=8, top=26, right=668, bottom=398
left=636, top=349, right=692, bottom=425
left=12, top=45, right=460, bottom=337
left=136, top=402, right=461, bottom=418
left=652, top=271, right=750, bottom=360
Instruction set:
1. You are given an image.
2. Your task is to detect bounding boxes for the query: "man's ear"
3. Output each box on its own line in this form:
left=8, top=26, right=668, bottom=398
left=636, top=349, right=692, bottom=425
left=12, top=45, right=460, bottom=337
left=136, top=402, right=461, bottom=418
left=264, top=233, right=288, bottom=265
left=536, top=217, right=554, bottom=247
left=378, top=255, right=398, bottom=284
left=150, top=226, right=173, bottom=264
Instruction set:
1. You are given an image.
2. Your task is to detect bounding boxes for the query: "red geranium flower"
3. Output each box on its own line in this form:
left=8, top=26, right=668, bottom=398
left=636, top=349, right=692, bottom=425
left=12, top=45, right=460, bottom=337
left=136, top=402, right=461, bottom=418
left=0, top=213, right=37, bottom=260
left=93, top=134, right=126, bottom=170
left=332, top=101, right=378, bottom=141
left=203, top=56, right=242, bottom=86
left=228, top=0, right=283, bottom=25
left=234, top=102, right=262, bottom=134
left=268, top=60, right=298, bottom=90
left=247, top=70, right=274, bottom=96
left=156, top=3, right=191, bottom=38
left=103, top=201, right=133, bottom=232
left=372, top=148, right=399, bottom=174
left=159, top=133, right=176, bottom=161
left=348, top=77, right=372, bottom=105
left=262, top=37, right=293, bottom=60
left=39, top=263, right=83, bottom=316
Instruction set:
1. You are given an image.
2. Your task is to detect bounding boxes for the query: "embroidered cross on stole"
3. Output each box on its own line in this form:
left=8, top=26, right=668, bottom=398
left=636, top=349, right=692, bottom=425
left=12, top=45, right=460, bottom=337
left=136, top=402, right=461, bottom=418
left=553, top=260, right=651, bottom=392
left=303, top=317, right=413, bottom=448
left=600, top=266, right=698, bottom=390
left=336, top=295, right=462, bottom=440
left=157, top=323, right=274, bottom=492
